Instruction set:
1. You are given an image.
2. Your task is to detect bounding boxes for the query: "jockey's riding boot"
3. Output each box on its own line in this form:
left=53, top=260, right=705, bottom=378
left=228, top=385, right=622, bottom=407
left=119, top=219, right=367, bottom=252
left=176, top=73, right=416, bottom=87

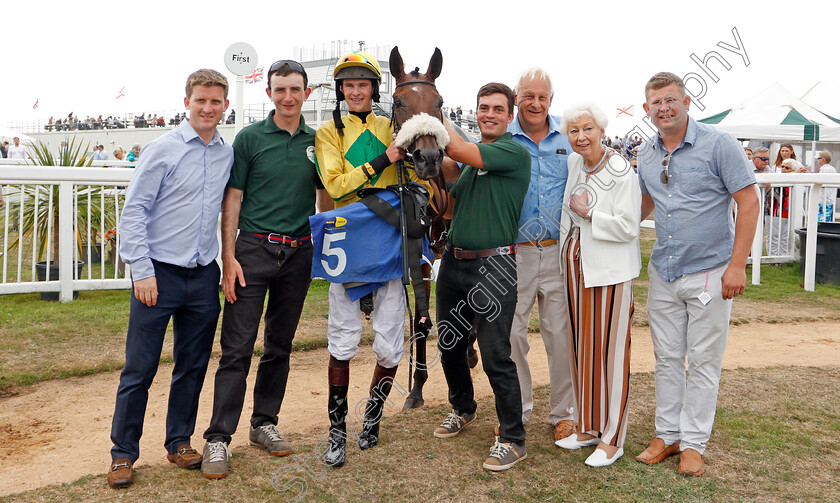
left=324, top=365, right=349, bottom=468
left=359, top=364, right=398, bottom=450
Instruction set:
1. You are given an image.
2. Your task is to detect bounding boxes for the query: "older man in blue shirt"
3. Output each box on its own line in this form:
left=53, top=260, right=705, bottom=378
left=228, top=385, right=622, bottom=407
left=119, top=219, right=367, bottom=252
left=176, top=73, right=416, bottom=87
left=107, top=69, right=234, bottom=489
left=507, top=68, right=576, bottom=442
left=635, top=72, right=758, bottom=477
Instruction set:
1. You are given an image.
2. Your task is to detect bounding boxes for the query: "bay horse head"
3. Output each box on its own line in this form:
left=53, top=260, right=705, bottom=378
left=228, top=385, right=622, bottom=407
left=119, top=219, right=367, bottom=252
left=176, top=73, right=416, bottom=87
left=390, top=46, right=447, bottom=180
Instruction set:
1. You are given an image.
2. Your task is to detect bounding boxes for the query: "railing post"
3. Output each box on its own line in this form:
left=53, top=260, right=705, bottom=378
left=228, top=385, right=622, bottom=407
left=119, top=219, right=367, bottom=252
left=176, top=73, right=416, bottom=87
left=58, top=181, right=74, bottom=302
left=751, top=185, right=764, bottom=285
left=789, top=184, right=804, bottom=262
left=803, top=183, right=820, bottom=292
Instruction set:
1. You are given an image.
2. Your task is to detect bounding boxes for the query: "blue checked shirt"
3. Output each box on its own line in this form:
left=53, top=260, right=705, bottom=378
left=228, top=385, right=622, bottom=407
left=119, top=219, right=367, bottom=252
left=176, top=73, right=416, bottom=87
left=638, top=117, right=755, bottom=282
left=509, top=114, right=572, bottom=243
left=120, top=120, right=234, bottom=281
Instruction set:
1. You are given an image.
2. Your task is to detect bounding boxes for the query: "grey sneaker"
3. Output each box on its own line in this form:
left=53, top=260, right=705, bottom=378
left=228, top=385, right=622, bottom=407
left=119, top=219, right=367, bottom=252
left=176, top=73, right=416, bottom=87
left=202, top=441, right=231, bottom=479
left=433, top=410, right=476, bottom=439
left=482, top=439, right=527, bottom=471
left=250, top=424, right=292, bottom=456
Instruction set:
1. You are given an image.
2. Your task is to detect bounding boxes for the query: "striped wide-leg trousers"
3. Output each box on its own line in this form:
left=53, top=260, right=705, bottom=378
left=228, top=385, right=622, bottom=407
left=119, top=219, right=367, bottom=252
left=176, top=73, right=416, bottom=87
left=562, top=229, right=633, bottom=448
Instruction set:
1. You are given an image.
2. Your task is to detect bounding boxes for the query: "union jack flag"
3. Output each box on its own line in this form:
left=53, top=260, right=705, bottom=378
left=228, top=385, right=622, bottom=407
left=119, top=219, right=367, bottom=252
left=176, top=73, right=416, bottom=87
left=616, top=105, right=634, bottom=117
left=245, top=67, right=264, bottom=84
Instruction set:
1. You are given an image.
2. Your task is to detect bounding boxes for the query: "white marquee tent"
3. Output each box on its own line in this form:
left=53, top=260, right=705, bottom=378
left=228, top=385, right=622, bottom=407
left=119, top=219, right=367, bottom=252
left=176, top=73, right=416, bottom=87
left=699, top=82, right=840, bottom=142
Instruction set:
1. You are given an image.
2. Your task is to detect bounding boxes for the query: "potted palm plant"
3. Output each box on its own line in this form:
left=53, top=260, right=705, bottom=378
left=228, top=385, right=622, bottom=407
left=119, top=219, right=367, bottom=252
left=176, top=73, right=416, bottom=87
left=7, top=137, right=118, bottom=299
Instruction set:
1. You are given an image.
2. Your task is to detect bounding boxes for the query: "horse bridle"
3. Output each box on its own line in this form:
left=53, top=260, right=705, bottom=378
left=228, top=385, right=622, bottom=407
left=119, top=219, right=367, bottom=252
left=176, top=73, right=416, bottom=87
left=391, top=79, right=442, bottom=136
left=391, top=78, right=451, bottom=225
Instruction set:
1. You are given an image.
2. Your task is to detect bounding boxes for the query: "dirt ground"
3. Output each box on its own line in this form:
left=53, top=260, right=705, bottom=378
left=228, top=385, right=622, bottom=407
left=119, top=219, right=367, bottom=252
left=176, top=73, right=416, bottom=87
left=0, top=321, right=838, bottom=496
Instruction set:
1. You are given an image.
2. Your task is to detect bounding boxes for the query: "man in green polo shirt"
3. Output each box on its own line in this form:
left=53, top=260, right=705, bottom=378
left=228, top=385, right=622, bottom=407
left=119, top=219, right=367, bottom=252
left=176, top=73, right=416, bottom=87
left=201, top=60, right=332, bottom=479
left=432, top=82, right=531, bottom=472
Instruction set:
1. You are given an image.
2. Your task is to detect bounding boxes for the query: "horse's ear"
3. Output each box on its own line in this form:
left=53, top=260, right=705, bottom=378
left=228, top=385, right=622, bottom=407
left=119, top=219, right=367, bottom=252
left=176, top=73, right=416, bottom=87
left=389, top=46, right=405, bottom=80
left=426, top=48, right=443, bottom=81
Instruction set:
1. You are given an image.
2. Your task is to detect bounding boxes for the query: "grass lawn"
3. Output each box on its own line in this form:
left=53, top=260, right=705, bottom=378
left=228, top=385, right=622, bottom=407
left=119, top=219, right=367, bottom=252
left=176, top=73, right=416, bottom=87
left=3, top=232, right=840, bottom=394
left=3, top=366, right=838, bottom=502
left=3, top=230, right=840, bottom=500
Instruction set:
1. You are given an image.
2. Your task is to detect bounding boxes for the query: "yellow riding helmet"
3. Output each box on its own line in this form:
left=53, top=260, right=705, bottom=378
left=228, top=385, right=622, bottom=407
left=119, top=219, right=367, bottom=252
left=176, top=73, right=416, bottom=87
left=333, top=51, right=382, bottom=82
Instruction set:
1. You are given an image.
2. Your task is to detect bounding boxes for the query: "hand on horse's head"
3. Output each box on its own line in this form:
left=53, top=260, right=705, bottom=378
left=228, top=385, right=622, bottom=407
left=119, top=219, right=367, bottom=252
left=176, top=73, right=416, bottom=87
left=386, top=141, right=407, bottom=164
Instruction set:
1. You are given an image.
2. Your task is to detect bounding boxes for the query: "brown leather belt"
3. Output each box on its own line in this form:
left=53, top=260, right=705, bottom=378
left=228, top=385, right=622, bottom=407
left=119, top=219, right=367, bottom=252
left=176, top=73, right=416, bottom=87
left=519, top=239, right=558, bottom=248
left=445, top=243, right=515, bottom=260
left=246, top=232, right=310, bottom=247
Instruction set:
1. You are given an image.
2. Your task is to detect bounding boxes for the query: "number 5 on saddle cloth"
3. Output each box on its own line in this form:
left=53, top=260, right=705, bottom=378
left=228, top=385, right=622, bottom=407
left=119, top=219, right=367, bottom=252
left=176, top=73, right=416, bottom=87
left=309, top=183, right=433, bottom=322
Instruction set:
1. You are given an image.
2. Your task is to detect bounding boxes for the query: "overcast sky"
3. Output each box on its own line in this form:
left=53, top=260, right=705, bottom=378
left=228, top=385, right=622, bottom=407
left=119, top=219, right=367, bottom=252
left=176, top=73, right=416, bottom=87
left=2, top=0, right=838, bottom=140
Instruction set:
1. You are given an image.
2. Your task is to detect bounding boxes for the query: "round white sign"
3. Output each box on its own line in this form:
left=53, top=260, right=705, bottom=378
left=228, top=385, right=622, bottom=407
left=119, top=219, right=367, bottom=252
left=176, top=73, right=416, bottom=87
left=224, top=42, right=258, bottom=76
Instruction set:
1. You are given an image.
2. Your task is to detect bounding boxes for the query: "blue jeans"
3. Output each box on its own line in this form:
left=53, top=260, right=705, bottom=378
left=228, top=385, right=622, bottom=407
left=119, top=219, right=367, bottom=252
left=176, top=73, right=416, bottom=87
left=110, top=260, right=221, bottom=462
left=436, top=251, right=525, bottom=445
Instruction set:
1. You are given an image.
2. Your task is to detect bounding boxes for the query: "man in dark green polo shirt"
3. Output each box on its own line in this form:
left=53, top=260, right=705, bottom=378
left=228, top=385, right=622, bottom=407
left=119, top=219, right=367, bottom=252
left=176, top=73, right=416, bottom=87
left=201, top=60, right=333, bottom=479
left=432, top=82, right=531, bottom=472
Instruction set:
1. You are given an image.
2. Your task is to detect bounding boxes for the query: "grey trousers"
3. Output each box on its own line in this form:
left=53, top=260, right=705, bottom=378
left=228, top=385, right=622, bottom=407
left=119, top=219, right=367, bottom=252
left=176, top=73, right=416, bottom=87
left=646, top=261, right=732, bottom=454
left=509, top=243, right=575, bottom=425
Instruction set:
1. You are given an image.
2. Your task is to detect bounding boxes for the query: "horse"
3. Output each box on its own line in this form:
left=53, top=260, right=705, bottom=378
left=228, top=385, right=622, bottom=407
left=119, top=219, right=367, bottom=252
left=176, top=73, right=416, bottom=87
left=387, top=46, right=479, bottom=410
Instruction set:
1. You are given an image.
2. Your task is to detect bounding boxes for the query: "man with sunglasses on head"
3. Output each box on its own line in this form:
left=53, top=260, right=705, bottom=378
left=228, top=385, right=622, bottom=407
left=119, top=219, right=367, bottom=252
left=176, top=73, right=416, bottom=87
left=635, top=72, right=758, bottom=477
left=201, top=59, right=332, bottom=479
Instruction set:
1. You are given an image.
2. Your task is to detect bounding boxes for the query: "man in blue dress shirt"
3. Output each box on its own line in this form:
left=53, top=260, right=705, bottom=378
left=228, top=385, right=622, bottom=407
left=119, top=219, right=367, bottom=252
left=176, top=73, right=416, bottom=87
left=635, top=72, right=758, bottom=477
left=507, top=68, right=576, bottom=442
left=107, top=69, right=234, bottom=489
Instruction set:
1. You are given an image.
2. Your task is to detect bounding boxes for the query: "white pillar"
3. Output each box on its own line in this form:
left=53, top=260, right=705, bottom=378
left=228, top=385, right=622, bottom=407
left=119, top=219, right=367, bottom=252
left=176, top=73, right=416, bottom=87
left=751, top=185, right=764, bottom=285
left=235, top=75, right=244, bottom=134
left=803, top=183, right=821, bottom=291
left=58, top=181, right=74, bottom=302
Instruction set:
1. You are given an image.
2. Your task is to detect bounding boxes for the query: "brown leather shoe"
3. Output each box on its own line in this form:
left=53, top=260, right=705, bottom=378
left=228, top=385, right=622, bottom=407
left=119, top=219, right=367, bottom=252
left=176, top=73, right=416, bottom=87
left=107, top=458, right=134, bottom=489
left=553, top=420, right=575, bottom=441
left=678, top=448, right=705, bottom=476
left=636, top=438, right=680, bottom=465
left=167, top=444, right=202, bottom=469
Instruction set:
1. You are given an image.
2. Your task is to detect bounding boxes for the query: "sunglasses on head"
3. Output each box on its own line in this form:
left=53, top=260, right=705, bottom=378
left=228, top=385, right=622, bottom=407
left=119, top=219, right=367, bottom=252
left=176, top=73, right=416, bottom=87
left=268, top=59, right=306, bottom=76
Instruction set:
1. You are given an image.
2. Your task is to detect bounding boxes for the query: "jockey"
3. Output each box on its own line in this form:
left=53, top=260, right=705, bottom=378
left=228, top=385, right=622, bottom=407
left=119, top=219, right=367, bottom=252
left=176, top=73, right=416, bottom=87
left=314, top=50, right=432, bottom=468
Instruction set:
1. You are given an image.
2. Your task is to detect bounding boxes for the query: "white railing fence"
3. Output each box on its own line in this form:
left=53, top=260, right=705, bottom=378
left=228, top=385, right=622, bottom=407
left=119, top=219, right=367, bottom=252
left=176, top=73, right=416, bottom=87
left=751, top=173, right=840, bottom=291
left=1, top=166, right=135, bottom=300
left=0, top=158, right=136, bottom=168
left=2, top=169, right=839, bottom=301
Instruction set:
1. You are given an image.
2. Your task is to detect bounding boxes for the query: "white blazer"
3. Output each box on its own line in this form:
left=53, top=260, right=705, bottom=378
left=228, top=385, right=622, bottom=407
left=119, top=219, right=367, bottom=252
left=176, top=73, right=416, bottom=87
left=559, top=152, right=642, bottom=288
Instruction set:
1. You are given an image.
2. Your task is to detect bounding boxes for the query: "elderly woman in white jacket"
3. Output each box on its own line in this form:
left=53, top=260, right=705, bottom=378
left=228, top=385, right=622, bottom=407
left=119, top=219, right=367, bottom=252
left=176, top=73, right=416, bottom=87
left=553, top=102, right=641, bottom=468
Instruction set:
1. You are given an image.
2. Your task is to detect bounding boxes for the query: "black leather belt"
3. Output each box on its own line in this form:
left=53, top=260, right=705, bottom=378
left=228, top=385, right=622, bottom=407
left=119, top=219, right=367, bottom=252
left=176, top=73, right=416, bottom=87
left=445, top=243, right=515, bottom=260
